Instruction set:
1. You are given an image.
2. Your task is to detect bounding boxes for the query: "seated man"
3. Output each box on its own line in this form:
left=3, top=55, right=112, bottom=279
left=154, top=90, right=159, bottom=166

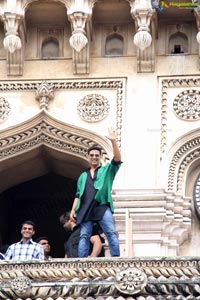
left=35, top=236, right=51, bottom=260
left=59, top=211, right=105, bottom=258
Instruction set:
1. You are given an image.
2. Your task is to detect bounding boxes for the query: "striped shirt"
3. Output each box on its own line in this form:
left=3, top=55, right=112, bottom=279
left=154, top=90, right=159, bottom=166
left=4, top=239, right=44, bottom=260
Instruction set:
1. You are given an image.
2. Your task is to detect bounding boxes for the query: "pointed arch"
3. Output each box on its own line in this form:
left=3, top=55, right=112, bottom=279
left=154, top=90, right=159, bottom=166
left=0, top=110, right=112, bottom=193
left=166, top=128, right=200, bottom=195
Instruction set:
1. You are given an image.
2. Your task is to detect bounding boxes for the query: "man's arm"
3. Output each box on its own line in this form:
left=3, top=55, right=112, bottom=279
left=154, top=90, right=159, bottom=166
left=89, top=235, right=103, bottom=257
left=70, top=197, right=79, bottom=222
left=106, top=127, right=121, bottom=162
left=37, top=244, right=45, bottom=259
left=4, top=246, right=12, bottom=260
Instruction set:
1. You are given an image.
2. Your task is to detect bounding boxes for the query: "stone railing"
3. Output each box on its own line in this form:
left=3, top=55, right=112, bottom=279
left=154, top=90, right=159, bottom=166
left=0, top=257, right=200, bottom=300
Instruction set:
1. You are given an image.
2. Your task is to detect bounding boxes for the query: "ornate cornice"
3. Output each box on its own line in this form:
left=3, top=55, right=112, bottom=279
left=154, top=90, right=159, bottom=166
left=0, top=257, right=200, bottom=299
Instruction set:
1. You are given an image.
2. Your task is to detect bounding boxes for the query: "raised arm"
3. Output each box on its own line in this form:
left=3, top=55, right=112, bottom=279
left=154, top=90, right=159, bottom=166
left=106, top=127, right=121, bottom=162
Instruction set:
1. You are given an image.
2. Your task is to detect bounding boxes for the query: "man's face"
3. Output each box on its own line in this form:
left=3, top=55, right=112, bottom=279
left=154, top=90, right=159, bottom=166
left=21, top=224, right=35, bottom=240
left=39, top=239, right=51, bottom=254
left=88, top=149, right=101, bottom=167
left=63, top=220, right=71, bottom=232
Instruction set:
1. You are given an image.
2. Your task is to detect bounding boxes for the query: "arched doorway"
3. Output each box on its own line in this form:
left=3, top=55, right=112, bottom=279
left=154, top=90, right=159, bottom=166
left=0, top=172, right=77, bottom=258
left=0, top=112, right=113, bottom=257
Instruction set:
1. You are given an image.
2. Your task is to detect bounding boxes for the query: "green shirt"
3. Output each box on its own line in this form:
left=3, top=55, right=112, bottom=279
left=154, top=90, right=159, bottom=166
left=75, top=160, right=122, bottom=214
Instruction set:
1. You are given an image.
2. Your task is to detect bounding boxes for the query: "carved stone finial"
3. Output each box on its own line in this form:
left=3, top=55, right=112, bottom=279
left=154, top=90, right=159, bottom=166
left=35, top=81, right=54, bottom=110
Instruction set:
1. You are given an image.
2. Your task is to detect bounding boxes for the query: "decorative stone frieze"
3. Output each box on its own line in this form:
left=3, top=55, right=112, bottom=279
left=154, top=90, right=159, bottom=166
left=0, top=78, right=124, bottom=148
left=77, top=94, right=110, bottom=122
left=0, top=257, right=199, bottom=300
left=0, top=97, right=11, bottom=123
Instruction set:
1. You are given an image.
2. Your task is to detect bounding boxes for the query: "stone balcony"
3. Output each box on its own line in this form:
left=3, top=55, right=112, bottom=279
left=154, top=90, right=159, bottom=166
left=0, top=256, right=200, bottom=300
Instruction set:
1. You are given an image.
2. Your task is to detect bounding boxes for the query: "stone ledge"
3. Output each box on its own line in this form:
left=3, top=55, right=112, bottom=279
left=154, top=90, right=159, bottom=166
left=0, top=257, right=200, bottom=300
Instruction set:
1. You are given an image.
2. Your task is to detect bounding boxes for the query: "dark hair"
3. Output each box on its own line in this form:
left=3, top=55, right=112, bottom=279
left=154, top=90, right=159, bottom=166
left=87, top=146, right=102, bottom=155
left=35, top=236, right=49, bottom=243
left=59, top=211, right=71, bottom=225
left=22, top=220, right=36, bottom=230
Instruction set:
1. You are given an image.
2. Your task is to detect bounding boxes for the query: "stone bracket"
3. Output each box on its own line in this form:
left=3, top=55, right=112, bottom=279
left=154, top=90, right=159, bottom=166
left=65, top=0, right=97, bottom=74
left=127, top=0, right=157, bottom=72
left=0, top=12, right=25, bottom=75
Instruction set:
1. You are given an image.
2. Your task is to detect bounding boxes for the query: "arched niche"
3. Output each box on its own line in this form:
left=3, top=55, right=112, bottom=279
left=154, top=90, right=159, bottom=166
left=41, top=37, right=59, bottom=59
left=169, top=32, right=188, bottom=54
left=105, top=33, right=124, bottom=56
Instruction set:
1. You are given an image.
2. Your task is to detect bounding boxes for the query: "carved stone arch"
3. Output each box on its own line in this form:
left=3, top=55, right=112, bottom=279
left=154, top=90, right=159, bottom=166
left=166, top=128, right=200, bottom=195
left=22, top=0, right=68, bottom=11
left=0, top=110, right=111, bottom=193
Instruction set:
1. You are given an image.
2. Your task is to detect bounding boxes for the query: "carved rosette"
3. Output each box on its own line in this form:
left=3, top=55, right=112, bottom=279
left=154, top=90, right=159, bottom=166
left=35, top=81, right=54, bottom=109
left=173, top=89, right=200, bottom=120
left=11, top=276, right=32, bottom=295
left=0, top=97, right=11, bottom=123
left=115, top=268, right=147, bottom=294
left=77, top=94, right=110, bottom=121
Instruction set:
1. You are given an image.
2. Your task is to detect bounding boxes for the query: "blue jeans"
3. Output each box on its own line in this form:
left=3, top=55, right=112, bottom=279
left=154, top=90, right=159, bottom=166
left=78, top=207, right=120, bottom=257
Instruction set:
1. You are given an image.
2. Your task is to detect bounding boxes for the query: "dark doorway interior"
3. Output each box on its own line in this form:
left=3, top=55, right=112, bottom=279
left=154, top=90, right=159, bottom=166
left=0, top=172, right=77, bottom=258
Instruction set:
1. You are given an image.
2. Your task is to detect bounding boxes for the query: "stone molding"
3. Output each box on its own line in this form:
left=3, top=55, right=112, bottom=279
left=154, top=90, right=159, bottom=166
left=0, top=257, right=200, bottom=299
left=113, top=189, right=191, bottom=255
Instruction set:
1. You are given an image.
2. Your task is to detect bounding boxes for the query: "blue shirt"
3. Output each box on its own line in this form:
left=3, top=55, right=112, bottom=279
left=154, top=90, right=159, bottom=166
left=4, top=239, right=44, bottom=260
